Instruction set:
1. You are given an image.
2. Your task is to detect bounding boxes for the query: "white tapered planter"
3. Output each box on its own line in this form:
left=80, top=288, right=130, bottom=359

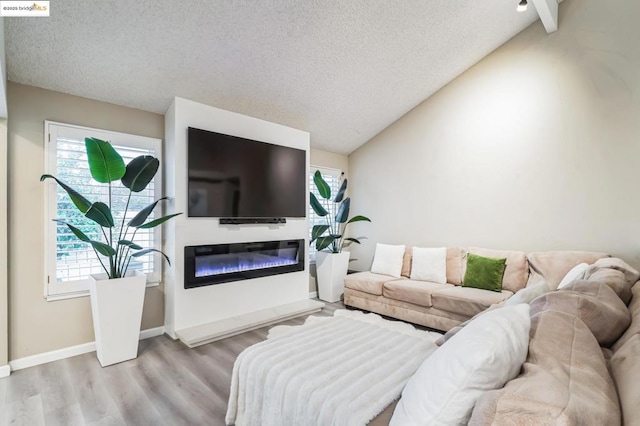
left=89, top=270, right=146, bottom=367
left=316, top=251, right=350, bottom=303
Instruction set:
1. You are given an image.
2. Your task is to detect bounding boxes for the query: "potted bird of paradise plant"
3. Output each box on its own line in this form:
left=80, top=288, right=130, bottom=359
left=310, top=170, right=371, bottom=302
left=41, top=137, right=181, bottom=366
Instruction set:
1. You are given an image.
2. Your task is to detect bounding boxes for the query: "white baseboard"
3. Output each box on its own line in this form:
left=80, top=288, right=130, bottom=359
left=0, top=364, right=10, bottom=378
left=139, top=326, right=165, bottom=340
left=309, top=291, right=318, bottom=299
left=8, top=326, right=165, bottom=373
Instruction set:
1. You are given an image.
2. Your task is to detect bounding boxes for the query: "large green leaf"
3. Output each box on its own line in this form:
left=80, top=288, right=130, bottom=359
left=136, top=213, right=182, bottom=229
left=85, top=202, right=114, bottom=227
left=131, top=248, right=171, bottom=266
left=347, top=215, right=372, bottom=224
left=85, top=137, right=126, bottom=183
left=122, top=155, right=159, bottom=192
left=118, top=240, right=143, bottom=250
left=343, top=237, right=362, bottom=245
left=334, top=179, right=347, bottom=203
left=91, top=241, right=117, bottom=257
left=40, top=175, right=91, bottom=213
left=310, top=224, right=329, bottom=243
left=54, top=220, right=114, bottom=256
left=310, top=192, right=328, bottom=217
left=315, top=235, right=337, bottom=252
left=335, top=197, right=351, bottom=223
left=128, top=197, right=169, bottom=227
left=54, top=220, right=90, bottom=242
left=313, top=170, right=331, bottom=199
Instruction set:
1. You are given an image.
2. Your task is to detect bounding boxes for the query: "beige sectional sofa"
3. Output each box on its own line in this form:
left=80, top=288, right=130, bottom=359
left=366, top=252, right=640, bottom=425
left=344, top=246, right=608, bottom=332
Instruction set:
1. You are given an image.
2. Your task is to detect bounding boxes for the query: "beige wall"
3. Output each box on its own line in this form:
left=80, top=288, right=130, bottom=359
left=310, top=148, right=349, bottom=177
left=7, top=82, right=165, bottom=360
left=348, top=0, right=640, bottom=272
left=0, top=118, right=7, bottom=366
left=309, top=148, right=349, bottom=292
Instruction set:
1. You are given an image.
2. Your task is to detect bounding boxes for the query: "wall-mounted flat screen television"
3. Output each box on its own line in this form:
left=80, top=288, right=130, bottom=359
left=187, top=127, right=306, bottom=218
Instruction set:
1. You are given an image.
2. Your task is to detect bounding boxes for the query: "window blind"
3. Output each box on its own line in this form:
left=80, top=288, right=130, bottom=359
left=308, top=166, right=342, bottom=260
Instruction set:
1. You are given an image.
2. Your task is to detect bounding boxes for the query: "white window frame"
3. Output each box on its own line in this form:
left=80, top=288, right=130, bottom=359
left=43, top=121, right=163, bottom=301
left=309, top=165, right=343, bottom=262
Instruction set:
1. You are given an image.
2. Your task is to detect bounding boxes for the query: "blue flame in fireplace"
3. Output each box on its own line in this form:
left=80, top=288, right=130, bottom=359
left=195, top=250, right=298, bottom=278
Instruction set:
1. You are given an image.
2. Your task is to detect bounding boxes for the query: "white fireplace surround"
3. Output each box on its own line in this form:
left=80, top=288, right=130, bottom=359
left=164, top=97, right=322, bottom=343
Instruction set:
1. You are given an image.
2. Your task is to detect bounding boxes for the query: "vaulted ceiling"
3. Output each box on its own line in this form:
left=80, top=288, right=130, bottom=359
left=5, top=1, right=540, bottom=154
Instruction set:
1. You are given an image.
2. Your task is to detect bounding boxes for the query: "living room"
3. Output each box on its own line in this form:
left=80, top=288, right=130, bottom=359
left=1, top=0, right=639, bottom=424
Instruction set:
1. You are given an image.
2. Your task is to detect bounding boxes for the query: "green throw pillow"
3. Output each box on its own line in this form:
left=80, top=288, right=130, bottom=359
left=463, top=253, right=506, bottom=292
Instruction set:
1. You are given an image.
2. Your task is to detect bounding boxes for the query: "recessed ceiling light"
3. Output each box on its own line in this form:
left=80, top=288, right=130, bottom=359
left=517, top=0, right=528, bottom=12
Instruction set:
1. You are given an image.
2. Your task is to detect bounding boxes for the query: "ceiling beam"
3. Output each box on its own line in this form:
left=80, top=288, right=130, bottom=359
left=531, top=0, right=558, bottom=33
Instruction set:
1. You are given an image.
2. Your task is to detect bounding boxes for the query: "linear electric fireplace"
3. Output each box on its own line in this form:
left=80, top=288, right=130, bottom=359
left=184, top=239, right=305, bottom=288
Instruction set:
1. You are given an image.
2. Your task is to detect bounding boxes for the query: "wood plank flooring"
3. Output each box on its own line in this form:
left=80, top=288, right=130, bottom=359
left=0, top=301, right=343, bottom=426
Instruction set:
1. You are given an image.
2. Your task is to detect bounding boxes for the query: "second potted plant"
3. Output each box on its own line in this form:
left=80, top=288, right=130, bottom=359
left=310, top=171, right=371, bottom=302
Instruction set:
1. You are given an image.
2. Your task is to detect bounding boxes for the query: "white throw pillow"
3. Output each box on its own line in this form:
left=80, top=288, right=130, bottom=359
left=410, top=247, right=447, bottom=284
left=557, top=263, right=588, bottom=289
left=370, top=243, right=406, bottom=278
left=504, top=281, right=549, bottom=306
left=390, top=304, right=531, bottom=426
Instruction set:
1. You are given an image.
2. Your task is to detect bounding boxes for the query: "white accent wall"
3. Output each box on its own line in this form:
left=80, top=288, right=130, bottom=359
left=164, top=97, right=310, bottom=337
left=347, top=0, right=640, bottom=271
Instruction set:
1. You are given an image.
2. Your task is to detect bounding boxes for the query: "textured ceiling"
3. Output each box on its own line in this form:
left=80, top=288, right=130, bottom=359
left=5, top=1, right=539, bottom=154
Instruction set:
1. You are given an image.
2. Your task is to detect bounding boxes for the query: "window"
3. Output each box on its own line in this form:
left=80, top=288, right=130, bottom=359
left=44, top=121, right=163, bottom=300
left=308, top=166, right=342, bottom=261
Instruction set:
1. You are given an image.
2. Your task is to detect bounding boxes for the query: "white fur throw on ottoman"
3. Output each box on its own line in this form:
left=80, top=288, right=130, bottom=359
left=226, top=309, right=440, bottom=426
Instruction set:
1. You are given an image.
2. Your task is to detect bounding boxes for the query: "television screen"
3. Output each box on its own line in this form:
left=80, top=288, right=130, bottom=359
left=187, top=127, right=306, bottom=218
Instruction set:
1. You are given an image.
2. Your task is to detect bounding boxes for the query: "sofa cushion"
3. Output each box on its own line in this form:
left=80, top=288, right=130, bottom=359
left=446, top=247, right=466, bottom=285
left=469, top=310, right=620, bottom=425
left=585, top=266, right=632, bottom=305
left=468, top=247, right=528, bottom=293
left=530, top=281, right=630, bottom=347
left=400, top=246, right=412, bottom=278
left=344, top=271, right=403, bottom=296
left=612, top=283, right=640, bottom=352
left=383, top=280, right=449, bottom=308
left=527, top=250, right=609, bottom=290
left=392, top=305, right=530, bottom=426
left=401, top=246, right=466, bottom=285
left=430, top=286, right=512, bottom=318
left=344, top=288, right=467, bottom=331
left=611, top=335, right=640, bottom=426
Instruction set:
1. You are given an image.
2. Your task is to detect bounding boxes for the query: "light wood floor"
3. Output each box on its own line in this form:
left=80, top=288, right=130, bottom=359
left=0, top=301, right=344, bottom=426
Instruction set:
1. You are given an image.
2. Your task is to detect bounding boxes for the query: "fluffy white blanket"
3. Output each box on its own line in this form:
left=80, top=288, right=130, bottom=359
left=226, top=309, right=440, bottom=426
